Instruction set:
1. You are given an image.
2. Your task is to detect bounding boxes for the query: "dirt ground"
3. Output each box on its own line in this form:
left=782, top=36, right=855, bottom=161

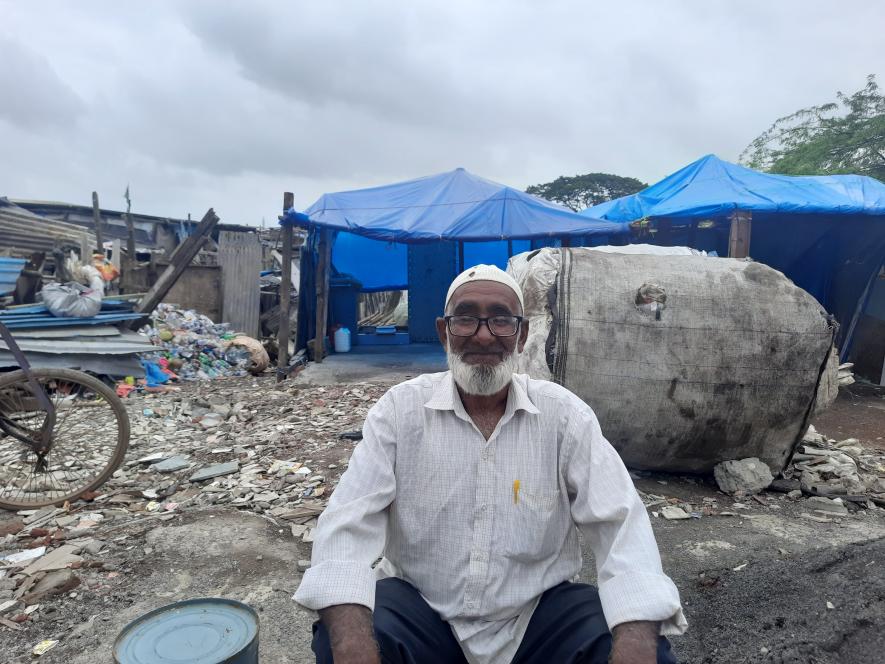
left=1, top=365, right=884, bottom=663
left=812, top=385, right=885, bottom=451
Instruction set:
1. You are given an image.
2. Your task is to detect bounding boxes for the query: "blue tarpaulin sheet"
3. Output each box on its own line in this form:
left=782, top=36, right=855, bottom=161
left=582, top=155, right=885, bottom=359
left=290, top=169, right=630, bottom=348
left=282, top=167, right=629, bottom=242
left=584, top=154, right=885, bottom=221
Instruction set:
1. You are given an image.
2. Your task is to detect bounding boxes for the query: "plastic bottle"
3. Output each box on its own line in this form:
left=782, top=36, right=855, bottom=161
left=334, top=327, right=352, bottom=353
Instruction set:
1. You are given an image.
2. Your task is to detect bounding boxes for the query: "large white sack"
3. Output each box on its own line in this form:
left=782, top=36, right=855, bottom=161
left=509, top=247, right=837, bottom=474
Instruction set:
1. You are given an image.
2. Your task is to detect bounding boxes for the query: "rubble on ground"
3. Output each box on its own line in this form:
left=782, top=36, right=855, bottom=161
left=0, top=375, right=386, bottom=640
left=783, top=425, right=885, bottom=505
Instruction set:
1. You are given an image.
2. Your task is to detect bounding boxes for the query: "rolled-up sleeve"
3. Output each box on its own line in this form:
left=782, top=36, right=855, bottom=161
left=293, top=390, right=398, bottom=612
left=564, top=405, right=687, bottom=635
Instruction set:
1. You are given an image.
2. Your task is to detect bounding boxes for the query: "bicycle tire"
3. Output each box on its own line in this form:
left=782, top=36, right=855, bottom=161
left=0, top=368, right=129, bottom=510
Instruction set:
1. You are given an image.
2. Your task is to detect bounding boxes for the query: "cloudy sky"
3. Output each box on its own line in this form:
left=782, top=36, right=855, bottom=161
left=1, top=1, right=883, bottom=225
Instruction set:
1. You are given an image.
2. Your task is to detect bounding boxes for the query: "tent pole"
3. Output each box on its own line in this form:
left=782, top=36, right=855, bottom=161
left=728, top=211, right=752, bottom=258
left=314, top=229, right=331, bottom=362
left=277, top=192, right=294, bottom=382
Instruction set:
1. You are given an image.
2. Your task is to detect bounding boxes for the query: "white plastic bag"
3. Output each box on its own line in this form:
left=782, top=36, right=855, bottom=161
left=41, top=281, right=102, bottom=318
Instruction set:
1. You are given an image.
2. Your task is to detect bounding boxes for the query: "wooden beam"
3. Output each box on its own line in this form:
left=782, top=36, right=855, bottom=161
left=133, top=208, right=219, bottom=318
left=314, top=229, right=331, bottom=363
left=728, top=211, right=752, bottom=258
left=277, top=191, right=295, bottom=382
left=91, top=192, right=104, bottom=253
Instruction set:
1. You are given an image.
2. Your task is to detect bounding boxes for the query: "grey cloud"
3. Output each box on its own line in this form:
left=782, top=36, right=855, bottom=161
left=0, top=35, right=84, bottom=130
left=0, top=0, right=883, bottom=227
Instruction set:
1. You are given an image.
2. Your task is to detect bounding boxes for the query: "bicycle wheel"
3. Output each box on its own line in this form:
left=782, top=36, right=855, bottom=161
left=0, top=368, right=129, bottom=510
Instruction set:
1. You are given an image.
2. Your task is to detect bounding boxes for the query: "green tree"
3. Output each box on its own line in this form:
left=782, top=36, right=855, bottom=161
left=526, top=173, right=648, bottom=211
left=740, top=75, right=885, bottom=181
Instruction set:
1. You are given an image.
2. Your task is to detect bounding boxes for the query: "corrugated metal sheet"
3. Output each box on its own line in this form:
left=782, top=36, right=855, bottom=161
left=0, top=257, right=26, bottom=295
left=0, top=299, right=144, bottom=329
left=0, top=351, right=144, bottom=377
left=219, top=230, right=261, bottom=337
left=0, top=312, right=143, bottom=329
left=10, top=325, right=121, bottom=338
left=0, top=329, right=154, bottom=355
left=0, top=198, right=94, bottom=256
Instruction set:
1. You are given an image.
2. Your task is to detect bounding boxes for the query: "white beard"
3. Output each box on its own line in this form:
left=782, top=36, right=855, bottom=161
left=447, top=347, right=518, bottom=396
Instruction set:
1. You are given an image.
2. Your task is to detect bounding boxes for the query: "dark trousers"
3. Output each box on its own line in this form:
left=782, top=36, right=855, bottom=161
left=312, top=578, right=677, bottom=663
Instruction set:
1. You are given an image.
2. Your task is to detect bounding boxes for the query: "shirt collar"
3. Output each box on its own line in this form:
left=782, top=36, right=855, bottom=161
left=425, top=371, right=540, bottom=416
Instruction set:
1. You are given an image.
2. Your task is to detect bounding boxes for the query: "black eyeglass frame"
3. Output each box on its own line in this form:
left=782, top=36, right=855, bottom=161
left=443, top=315, right=524, bottom=337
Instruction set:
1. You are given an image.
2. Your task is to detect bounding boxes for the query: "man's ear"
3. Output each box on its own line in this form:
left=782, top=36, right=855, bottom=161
left=435, top=317, right=448, bottom=350
left=517, top=317, right=529, bottom=353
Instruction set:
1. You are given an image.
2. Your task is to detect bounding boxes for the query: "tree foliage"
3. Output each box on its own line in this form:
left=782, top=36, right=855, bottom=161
left=526, top=172, right=647, bottom=211
left=740, top=75, right=885, bottom=181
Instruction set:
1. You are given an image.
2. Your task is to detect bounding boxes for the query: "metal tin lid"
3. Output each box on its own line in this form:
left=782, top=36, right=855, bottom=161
left=113, top=598, right=259, bottom=664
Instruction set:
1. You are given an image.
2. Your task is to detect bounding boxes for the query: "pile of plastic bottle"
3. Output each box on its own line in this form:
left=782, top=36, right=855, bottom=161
left=139, top=304, right=251, bottom=380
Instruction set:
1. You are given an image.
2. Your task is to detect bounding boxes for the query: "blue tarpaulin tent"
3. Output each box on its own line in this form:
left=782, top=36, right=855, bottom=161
left=583, top=155, right=885, bottom=360
left=282, top=168, right=628, bottom=345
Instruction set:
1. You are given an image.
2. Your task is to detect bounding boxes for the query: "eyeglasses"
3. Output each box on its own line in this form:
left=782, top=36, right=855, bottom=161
left=445, top=315, right=523, bottom=337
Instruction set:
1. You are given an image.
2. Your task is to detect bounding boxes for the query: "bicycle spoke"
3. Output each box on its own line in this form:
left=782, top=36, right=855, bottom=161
left=0, top=371, right=127, bottom=508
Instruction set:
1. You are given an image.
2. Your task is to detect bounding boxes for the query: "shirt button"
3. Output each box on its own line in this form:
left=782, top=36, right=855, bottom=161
left=480, top=504, right=487, bottom=512
left=481, top=452, right=488, bottom=461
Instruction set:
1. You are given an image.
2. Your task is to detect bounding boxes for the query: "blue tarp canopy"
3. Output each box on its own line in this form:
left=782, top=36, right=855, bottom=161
left=282, top=167, right=629, bottom=242
left=287, top=168, right=629, bottom=348
left=584, top=154, right=885, bottom=221
left=582, top=155, right=885, bottom=360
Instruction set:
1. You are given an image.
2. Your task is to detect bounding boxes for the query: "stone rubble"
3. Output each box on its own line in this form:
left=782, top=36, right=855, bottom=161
left=0, top=374, right=387, bottom=640
left=784, top=425, right=885, bottom=505
left=713, top=457, right=774, bottom=496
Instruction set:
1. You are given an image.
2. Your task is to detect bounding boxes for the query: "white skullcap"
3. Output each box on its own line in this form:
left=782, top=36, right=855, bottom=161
left=445, top=264, right=524, bottom=313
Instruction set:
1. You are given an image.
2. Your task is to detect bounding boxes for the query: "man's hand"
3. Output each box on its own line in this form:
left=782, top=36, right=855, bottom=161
left=609, top=621, right=660, bottom=664
left=319, top=604, right=381, bottom=664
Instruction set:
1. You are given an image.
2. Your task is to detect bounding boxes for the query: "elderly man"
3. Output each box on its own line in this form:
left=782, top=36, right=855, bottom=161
left=295, top=264, right=686, bottom=664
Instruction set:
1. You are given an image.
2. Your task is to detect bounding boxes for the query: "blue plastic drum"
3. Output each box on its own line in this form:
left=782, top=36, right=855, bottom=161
left=113, top=598, right=259, bottom=664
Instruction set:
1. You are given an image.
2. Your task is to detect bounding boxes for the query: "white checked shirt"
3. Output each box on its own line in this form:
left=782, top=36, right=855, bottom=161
left=294, top=372, right=687, bottom=664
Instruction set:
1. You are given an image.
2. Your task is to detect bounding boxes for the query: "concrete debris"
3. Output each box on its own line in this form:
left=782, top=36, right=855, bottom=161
left=189, top=461, right=240, bottom=483
left=805, top=496, right=850, bottom=516
left=20, top=545, right=83, bottom=576
left=22, top=570, right=80, bottom=603
left=660, top=506, right=691, bottom=520
left=297, top=560, right=311, bottom=572
left=0, top=600, right=19, bottom=615
left=713, top=458, right=774, bottom=496
left=781, top=427, right=885, bottom=504
left=152, top=455, right=192, bottom=473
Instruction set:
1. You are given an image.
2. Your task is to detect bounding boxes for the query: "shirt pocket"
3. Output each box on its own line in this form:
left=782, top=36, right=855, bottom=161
left=500, top=489, right=562, bottom=562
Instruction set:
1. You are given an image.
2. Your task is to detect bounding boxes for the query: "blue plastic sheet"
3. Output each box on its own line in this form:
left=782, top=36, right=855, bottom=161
left=583, top=155, right=885, bottom=221
left=282, top=168, right=629, bottom=242
left=331, top=233, right=407, bottom=291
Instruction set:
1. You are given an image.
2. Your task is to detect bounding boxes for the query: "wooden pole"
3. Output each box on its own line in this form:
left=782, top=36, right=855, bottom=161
left=728, top=211, right=752, bottom=258
left=314, top=229, right=331, bottom=363
left=124, top=188, right=136, bottom=270
left=91, top=192, right=104, bottom=254
left=133, top=208, right=219, bottom=319
left=277, top=192, right=294, bottom=382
